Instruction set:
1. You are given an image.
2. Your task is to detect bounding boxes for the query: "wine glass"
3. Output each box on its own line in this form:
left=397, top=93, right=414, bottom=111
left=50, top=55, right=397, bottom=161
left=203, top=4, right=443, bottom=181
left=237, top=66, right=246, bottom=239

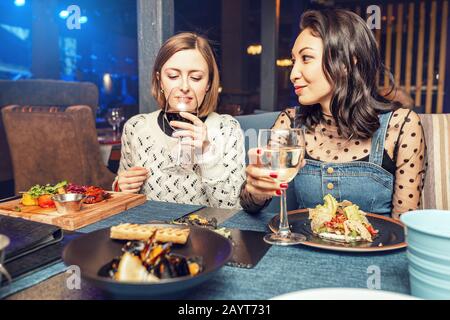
left=258, top=128, right=306, bottom=245
left=162, top=86, right=199, bottom=170
left=106, top=107, right=125, bottom=140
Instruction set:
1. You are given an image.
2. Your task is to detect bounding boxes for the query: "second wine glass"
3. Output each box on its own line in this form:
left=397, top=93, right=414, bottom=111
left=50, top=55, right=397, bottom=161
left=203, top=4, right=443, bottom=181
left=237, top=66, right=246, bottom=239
left=106, top=107, right=125, bottom=140
left=258, top=128, right=306, bottom=245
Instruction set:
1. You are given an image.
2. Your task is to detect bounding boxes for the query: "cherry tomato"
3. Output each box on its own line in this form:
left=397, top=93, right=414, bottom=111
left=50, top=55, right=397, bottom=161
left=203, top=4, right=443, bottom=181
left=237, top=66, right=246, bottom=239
left=38, top=194, right=55, bottom=208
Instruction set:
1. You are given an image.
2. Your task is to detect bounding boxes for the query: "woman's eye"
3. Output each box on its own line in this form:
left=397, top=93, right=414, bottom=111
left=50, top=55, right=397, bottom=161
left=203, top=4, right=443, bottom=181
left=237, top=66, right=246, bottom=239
left=190, top=77, right=202, bottom=81
left=168, top=75, right=178, bottom=79
left=302, top=55, right=313, bottom=62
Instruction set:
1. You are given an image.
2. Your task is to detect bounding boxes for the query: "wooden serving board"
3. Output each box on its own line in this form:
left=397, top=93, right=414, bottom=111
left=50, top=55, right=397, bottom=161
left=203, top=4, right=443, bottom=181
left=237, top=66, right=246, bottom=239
left=0, top=192, right=147, bottom=231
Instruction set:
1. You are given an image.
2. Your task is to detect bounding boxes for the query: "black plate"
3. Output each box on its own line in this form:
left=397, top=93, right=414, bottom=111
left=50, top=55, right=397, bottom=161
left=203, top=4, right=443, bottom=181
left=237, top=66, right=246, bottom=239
left=268, top=209, right=406, bottom=252
left=62, top=224, right=233, bottom=298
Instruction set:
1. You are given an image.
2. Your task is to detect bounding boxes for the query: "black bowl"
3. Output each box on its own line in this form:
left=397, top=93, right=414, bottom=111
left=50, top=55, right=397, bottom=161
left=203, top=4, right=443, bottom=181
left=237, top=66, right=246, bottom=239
left=62, top=224, right=233, bottom=298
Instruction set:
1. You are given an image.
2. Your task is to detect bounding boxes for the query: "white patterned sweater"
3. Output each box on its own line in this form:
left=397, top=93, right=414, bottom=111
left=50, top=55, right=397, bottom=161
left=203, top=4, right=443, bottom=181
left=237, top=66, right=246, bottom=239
left=115, top=110, right=246, bottom=209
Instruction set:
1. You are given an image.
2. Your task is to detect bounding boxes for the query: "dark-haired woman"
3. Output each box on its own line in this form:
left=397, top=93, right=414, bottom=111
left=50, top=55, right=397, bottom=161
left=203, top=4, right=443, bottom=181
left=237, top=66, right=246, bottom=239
left=240, top=9, right=426, bottom=219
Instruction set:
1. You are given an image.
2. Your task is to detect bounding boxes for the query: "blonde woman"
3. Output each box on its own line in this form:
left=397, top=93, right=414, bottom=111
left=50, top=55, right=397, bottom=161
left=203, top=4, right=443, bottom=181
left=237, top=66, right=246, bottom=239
left=114, top=33, right=246, bottom=209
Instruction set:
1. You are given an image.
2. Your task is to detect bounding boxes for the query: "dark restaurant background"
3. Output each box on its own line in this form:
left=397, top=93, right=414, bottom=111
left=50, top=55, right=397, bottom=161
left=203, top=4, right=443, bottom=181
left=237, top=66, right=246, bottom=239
left=0, top=0, right=449, bottom=197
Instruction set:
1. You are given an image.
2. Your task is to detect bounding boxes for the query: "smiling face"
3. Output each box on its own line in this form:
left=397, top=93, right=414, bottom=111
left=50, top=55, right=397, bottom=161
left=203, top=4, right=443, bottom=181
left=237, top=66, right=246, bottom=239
left=160, top=49, right=210, bottom=113
left=290, top=28, right=333, bottom=110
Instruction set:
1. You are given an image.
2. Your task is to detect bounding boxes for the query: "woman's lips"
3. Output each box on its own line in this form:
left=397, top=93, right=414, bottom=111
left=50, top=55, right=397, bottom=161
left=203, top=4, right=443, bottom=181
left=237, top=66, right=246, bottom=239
left=294, top=85, right=307, bottom=94
left=176, top=96, right=193, bottom=103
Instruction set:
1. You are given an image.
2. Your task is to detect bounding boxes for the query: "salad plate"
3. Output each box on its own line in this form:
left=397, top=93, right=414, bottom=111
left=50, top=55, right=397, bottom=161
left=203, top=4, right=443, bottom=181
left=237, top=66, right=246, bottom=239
left=268, top=195, right=406, bottom=253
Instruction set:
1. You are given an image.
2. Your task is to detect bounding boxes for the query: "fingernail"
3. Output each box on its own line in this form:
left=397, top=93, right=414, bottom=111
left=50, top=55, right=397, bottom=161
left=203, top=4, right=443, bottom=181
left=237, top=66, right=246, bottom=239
left=276, top=190, right=282, bottom=196
left=280, top=183, right=288, bottom=189
left=256, top=148, right=262, bottom=155
left=270, top=172, right=278, bottom=178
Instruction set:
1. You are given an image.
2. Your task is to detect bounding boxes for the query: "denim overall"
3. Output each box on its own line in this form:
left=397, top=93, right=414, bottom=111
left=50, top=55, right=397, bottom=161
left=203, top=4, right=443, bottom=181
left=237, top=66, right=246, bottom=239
left=294, top=112, right=394, bottom=215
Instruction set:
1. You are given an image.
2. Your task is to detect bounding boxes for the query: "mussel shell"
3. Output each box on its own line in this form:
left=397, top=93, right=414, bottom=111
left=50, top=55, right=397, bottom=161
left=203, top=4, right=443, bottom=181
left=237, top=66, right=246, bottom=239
left=168, top=254, right=190, bottom=277
left=108, top=257, right=121, bottom=277
left=122, top=241, right=145, bottom=255
left=153, top=256, right=174, bottom=279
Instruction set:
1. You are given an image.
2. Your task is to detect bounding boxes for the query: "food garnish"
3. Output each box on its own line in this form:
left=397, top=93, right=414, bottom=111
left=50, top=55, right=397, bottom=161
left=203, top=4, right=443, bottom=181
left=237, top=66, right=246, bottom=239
left=20, top=181, right=110, bottom=208
left=21, top=181, right=68, bottom=208
left=174, top=214, right=218, bottom=228
left=37, top=194, right=56, bottom=208
left=309, top=194, right=379, bottom=243
left=83, top=186, right=111, bottom=204
left=21, top=193, right=38, bottom=206
left=172, top=214, right=232, bottom=240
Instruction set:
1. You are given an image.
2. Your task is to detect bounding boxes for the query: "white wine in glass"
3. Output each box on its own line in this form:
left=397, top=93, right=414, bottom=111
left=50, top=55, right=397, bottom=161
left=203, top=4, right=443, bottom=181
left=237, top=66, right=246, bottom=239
left=258, top=128, right=306, bottom=245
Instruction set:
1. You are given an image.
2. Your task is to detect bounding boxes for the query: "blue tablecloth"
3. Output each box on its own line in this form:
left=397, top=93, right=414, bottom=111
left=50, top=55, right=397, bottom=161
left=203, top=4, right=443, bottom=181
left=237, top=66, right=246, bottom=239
left=1, top=202, right=410, bottom=299
left=181, top=209, right=409, bottom=299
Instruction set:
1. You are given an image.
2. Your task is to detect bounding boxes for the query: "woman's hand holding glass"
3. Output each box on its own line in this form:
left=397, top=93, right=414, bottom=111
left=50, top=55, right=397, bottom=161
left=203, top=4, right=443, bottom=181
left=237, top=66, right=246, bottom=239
left=117, top=167, right=149, bottom=193
left=249, top=128, right=307, bottom=245
left=245, top=148, right=306, bottom=199
left=170, top=112, right=210, bottom=154
left=163, top=86, right=209, bottom=168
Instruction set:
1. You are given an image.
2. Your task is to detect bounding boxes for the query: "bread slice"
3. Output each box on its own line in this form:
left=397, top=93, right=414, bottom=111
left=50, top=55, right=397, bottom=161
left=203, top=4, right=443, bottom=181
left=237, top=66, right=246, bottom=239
left=154, top=227, right=190, bottom=245
left=110, top=223, right=190, bottom=244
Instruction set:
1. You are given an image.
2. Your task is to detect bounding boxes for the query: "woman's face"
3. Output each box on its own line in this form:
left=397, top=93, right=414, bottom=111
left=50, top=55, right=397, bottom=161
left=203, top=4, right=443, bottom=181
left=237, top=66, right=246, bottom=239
left=160, top=49, right=210, bottom=112
left=290, top=28, right=333, bottom=108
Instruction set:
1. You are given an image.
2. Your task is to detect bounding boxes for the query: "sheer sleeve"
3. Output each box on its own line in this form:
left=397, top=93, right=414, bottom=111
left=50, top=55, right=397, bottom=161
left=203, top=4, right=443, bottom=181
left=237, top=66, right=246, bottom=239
left=391, top=109, right=427, bottom=217
left=240, top=108, right=294, bottom=213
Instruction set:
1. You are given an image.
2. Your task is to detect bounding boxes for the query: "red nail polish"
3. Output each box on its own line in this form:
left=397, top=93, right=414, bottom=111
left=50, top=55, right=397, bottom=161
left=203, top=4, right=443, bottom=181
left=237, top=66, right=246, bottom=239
left=270, top=172, right=278, bottom=178
left=280, top=183, right=288, bottom=189
left=276, top=190, right=282, bottom=196
left=256, top=149, right=261, bottom=155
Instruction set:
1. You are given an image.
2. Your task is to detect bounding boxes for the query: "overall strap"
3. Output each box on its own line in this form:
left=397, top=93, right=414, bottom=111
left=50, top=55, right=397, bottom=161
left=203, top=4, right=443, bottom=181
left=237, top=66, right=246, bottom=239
left=369, top=111, right=393, bottom=165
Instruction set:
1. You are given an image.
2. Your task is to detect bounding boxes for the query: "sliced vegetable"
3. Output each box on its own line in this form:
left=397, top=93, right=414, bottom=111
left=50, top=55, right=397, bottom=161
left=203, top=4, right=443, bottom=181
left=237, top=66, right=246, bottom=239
left=21, top=193, right=38, bottom=206
left=37, top=194, right=55, bottom=208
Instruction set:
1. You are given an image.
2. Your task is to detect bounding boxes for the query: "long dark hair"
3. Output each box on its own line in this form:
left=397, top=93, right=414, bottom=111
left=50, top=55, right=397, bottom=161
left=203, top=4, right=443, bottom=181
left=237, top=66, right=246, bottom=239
left=297, top=9, right=398, bottom=139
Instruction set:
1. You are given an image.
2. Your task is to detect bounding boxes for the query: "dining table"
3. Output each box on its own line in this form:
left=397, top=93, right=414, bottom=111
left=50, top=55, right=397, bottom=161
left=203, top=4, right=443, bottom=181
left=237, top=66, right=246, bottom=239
left=1, top=200, right=410, bottom=300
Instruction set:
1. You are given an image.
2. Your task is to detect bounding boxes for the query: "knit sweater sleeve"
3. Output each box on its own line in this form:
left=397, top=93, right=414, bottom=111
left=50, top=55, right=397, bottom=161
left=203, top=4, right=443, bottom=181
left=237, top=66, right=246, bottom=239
left=196, top=115, right=246, bottom=209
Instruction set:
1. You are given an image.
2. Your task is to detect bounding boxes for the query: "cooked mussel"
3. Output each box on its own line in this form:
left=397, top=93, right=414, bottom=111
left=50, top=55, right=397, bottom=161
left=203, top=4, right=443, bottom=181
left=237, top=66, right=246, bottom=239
left=122, top=241, right=145, bottom=255
left=109, top=234, right=203, bottom=282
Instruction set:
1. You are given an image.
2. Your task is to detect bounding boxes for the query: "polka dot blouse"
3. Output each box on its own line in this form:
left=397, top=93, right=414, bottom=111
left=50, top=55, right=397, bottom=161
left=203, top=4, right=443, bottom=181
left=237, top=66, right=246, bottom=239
left=273, top=107, right=427, bottom=216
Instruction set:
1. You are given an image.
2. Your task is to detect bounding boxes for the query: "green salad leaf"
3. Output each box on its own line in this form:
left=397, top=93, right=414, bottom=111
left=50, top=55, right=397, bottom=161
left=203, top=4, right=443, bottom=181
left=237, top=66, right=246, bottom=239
left=27, top=180, right=68, bottom=198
